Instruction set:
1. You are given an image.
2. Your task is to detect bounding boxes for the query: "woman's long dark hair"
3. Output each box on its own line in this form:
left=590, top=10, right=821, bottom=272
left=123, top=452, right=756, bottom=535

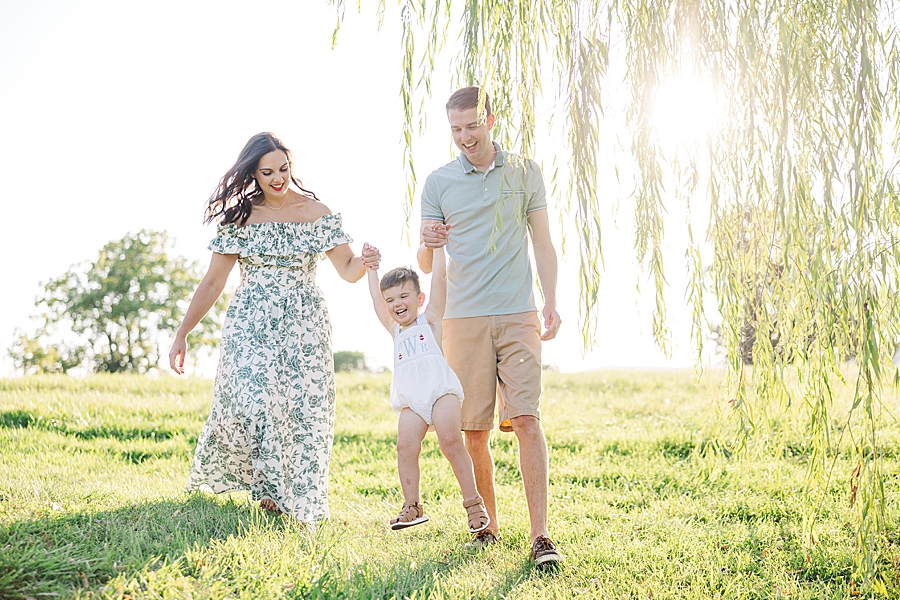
left=204, top=132, right=319, bottom=226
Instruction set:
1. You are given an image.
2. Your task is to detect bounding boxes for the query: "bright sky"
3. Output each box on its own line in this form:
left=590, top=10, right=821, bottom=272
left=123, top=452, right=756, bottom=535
left=0, top=0, right=715, bottom=376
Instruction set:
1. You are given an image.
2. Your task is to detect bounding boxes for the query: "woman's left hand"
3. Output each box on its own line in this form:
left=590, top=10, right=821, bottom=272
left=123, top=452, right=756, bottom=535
left=361, top=243, right=381, bottom=270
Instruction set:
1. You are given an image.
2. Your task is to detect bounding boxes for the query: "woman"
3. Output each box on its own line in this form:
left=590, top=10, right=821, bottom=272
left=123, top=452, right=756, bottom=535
left=169, top=132, right=379, bottom=522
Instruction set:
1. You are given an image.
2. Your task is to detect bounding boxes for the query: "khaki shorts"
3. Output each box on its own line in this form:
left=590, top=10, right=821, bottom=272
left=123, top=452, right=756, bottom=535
left=443, top=311, right=542, bottom=431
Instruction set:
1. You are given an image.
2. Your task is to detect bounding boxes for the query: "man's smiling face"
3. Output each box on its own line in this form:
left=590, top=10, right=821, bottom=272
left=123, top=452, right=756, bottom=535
left=448, top=106, right=495, bottom=170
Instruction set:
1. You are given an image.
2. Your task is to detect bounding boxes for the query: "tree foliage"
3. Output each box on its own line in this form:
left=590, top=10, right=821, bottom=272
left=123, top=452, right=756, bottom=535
left=333, top=350, right=369, bottom=372
left=30, top=230, right=226, bottom=374
left=332, top=0, right=900, bottom=590
left=7, top=328, right=85, bottom=375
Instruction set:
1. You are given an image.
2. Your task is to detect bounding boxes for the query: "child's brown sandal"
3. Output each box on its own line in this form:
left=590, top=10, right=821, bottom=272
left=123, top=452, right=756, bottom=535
left=390, top=501, right=429, bottom=530
left=463, top=496, right=490, bottom=533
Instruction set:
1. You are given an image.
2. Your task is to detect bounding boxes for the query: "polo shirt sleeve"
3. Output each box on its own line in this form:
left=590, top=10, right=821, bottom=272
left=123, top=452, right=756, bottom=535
left=421, top=174, right=445, bottom=221
left=526, top=160, right=548, bottom=213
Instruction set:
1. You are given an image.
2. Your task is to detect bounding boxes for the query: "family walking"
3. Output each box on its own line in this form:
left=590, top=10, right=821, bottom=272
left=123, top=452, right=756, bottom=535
left=168, top=86, right=563, bottom=566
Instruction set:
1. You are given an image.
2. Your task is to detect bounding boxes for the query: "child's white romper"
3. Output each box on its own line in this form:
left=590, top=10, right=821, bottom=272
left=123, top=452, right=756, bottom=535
left=390, top=313, right=465, bottom=425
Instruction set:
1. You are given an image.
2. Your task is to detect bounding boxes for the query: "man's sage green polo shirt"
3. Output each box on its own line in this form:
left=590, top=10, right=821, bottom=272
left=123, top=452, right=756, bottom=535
left=421, top=143, right=547, bottom=319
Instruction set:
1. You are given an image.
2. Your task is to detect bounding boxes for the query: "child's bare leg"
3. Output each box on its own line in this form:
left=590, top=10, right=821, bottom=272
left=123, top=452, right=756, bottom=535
left=433, top=395, right=489, bottom=532
left=431, top=394, right=478, bottom=500
left=397, top=408, right=429, bottom=505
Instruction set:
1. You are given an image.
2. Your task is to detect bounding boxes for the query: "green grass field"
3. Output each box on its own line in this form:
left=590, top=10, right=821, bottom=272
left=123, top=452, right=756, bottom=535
left=1, top=371, right=898, bottom=599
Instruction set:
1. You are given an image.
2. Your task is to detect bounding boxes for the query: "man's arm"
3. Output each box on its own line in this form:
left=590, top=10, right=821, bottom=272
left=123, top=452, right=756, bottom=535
left=527, top=209, right=562, bottom=341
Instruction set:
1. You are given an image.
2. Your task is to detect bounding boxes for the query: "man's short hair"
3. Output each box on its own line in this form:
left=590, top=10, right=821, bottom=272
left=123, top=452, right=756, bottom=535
left=446, top=86, right=492, bottom=120
left=380, top=267, right=421, bottom=295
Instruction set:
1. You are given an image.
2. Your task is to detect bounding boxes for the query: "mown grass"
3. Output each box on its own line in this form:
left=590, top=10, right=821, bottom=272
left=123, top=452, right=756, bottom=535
left=1, top=371, right=898, bottom=599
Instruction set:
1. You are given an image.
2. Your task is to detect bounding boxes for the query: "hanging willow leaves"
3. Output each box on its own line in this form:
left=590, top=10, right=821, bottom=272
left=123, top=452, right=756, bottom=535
left=330, top=0, right=900, bottom=590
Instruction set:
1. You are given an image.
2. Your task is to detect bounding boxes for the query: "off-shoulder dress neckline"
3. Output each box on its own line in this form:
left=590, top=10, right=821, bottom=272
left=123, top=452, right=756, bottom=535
left=224, top=213, right=338, bottom=229
left=218, top=213, right=341, bottom=229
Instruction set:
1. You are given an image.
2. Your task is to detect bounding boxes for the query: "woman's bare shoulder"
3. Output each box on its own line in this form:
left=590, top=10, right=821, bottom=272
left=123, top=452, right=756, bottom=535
left=303, top=197, right=332, bottom=219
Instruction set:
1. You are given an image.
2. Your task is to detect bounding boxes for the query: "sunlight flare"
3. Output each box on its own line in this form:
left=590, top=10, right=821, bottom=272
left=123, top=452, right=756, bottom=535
left=652, top=75, right=723, bottom=149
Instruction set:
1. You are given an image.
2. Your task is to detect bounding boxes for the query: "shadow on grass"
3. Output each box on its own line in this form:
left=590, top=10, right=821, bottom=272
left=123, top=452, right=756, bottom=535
left=0, top=409, right=197, bottom=445
left=0, top=410, right=34, bottom=429
left=297, top=556, right=447, bottom=599
left=0, top=493, right=260, bottom=600
left=308, top=546, right=554, bottom=600
left=0, top=496, right=469, bottom=600
left=479, top=550, right=566, bottom=599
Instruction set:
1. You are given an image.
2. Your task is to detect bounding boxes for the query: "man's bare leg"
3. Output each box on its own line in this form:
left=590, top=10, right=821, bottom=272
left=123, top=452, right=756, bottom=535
left=509, top=415, right=549, bottom=541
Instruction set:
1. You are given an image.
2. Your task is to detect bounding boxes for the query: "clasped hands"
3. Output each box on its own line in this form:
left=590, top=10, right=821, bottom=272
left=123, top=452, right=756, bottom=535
left=421, top=220, right=450, bottom=248
left=361, top=243, right=381, bottom=270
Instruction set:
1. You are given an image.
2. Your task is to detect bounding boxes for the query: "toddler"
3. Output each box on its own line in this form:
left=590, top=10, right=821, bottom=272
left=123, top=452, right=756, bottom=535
left=364, top=237, right=489, bottom=533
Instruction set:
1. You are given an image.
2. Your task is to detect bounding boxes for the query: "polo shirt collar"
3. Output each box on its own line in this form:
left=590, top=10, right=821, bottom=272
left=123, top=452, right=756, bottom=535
left=457, top=142, right=507, bottom=173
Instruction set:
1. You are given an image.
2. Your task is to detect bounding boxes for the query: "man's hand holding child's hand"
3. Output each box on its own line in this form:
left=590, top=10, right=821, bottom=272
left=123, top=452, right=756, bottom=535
left=421, top=221, right=450, bottom=248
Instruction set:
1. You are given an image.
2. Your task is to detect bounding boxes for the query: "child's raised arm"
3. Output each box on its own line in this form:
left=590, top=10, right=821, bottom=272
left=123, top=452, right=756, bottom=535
left=364, top=243, right=394, bottom=334
left=425, top=245, right=447, bottom=324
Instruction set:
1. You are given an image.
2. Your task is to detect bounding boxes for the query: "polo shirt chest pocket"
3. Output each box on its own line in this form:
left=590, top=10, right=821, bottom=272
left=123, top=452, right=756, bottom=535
left=499, top=189, right=529, bottom=215
left=500, top=189, right=527, bottom=202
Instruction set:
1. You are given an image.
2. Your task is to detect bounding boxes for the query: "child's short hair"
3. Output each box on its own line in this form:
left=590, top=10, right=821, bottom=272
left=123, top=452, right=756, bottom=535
left=380, top=267, right=421, bottom=295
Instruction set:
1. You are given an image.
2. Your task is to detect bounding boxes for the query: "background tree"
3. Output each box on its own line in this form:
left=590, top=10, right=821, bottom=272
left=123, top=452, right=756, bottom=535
left=35, top=230, right=225, bottom=374
left=332, top=0, right=899, bottom=590
left=7, top=327, right=85, bottom=375
left=333, top=350, right=369, bottom=372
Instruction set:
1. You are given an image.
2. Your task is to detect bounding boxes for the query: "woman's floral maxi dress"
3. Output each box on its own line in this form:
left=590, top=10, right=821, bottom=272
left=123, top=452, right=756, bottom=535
left=186, top=214, right=351, bottom=522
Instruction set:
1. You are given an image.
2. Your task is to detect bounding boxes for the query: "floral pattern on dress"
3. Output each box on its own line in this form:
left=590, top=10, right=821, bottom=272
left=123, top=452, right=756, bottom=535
left=186, top=213, right=351, bottom=522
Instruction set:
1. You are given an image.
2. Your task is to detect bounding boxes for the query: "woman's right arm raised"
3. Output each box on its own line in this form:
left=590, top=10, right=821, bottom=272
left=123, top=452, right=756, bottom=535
left=168, top=252, right=238, bottom=374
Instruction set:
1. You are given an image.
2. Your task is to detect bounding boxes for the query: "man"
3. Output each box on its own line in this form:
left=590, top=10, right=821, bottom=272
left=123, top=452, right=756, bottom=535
left=417, top=86, right=563, bottom=565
